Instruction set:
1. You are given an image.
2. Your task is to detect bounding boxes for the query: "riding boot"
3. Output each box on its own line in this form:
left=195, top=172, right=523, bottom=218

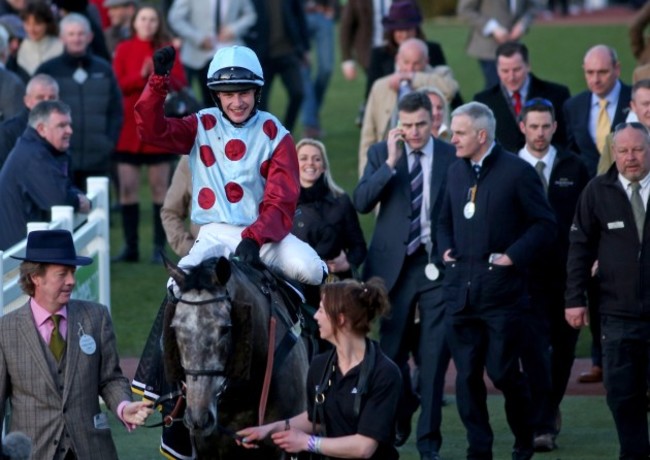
left=113, top=203, right=139, bottom=262
left=151, top=203, right=165, bottom=264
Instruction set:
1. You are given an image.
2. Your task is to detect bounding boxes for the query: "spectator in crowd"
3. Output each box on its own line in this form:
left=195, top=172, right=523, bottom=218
left=563, top=44, right=631, bottom=384
left=103, top=0, right=137, bottom=55
left=0, top=73, right=58, bottom=169
left=474, top=41, right=571, bottom=152
left=301, top=0, right=339, bottom=139
left=457, top=0, right=537, bottom=89
left=17, top=2, right=62, bottom=79
left=0, top=101, right=90, bottom=251
left=359, top=37, right=458, bottom=176
left=160, top=156, right=198, bottom=257
left=630, top=1, right=650, bottom=66
left=366, top=0, right=449, bottom=101
left=0, top=0, right=23, bottom=16
left=354, top=92, right=456, bottom=457
left=238, top=277, right=401, bottom=460
left=0, top=229, right=153, bottom=459
left=565, top=123, right=650, bottom=460
left=0, top=25, right=24, bottom=122
left=420, top=85, right=451, bottom=141
left=246, top=0, right=309, bottom=133
left=111, top=5, right=186, bottom=264
left=167, top=0, right=256, bottom=107
left=516, top=98, right=589, bottom=452
left=293, top=138, right=367, bottom=281
left=599, top=79, right=650, bottom=174
left=52, top=0, right=112, bottom=62
left=0, top=13, right=26, bottom=76
left=438, top=101, right=556, bottom=460
left=36, top=13, right=123, bottom=189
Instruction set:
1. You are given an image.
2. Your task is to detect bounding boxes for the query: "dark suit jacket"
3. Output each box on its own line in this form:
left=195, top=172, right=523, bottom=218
left=527, top=149, right=590, bottom=296
left=339, top=0, right=373, bottom=71
left=563, top=81, right=632, bottom=177
left=245, top=0, right=309, bottom=59
left=474, top=74, right=571, bottom=153
left=437, top=145, right=557, bottom=312
left=353, top=137, right=457, bottom=291
left=0, top=300, right=132, bottom=460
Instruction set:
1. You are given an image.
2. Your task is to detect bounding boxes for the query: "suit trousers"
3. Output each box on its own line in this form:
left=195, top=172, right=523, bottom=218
left=601, top=315, right=650, bottom=460
left=259, top=53, right=305, bottom=132
left=448, top=305, right=533, bottom=459
left=379, top=247, right=450, bottom=455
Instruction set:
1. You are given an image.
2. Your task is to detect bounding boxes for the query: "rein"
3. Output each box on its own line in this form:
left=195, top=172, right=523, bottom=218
left=167, top=286, right=231, bottom=306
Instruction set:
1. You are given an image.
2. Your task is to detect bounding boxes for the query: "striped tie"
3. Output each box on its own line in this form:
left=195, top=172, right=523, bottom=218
left=630, top=182, right=645, bottom=241
left=407, top=151, right=423, bottom=255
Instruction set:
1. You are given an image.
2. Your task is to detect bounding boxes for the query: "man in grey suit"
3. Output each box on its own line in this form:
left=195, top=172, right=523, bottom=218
left=0, top=230, right=153, bottom=460
left=353, top=91, right=456, bottom=459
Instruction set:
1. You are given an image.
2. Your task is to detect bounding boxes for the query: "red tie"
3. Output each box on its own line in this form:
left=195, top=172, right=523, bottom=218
left=513, top=91, right=522, bottom=116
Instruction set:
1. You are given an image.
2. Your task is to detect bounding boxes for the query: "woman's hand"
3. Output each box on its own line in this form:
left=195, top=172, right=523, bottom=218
left=271, top=428, right=310, bottom=454
left=326, top=250, right=350, bottom=274
left=236, top=423, right=277, bottom=448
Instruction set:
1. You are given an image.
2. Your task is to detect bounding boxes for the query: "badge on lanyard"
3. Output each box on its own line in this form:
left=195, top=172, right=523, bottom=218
left=464, top=185, right=477, bottom=219
left=77, top=323, right=97, bottom=355
left=424, top=241, right=439, bottom=280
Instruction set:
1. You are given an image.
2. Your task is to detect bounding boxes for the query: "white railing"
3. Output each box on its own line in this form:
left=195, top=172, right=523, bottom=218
left=0, top=177, right=111, bottom=315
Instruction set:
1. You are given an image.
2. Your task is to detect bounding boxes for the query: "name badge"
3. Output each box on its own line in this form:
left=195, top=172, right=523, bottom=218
left=93, top=412, right=109, bottom=430
left=77, top=323, right=97, bottom=355
left=607, top=221, right=625, bottom=229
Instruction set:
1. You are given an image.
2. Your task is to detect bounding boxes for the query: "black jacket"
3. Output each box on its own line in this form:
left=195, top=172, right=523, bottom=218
left=437, top=145, right=557, bottom=312
left=0, top=108, right=27, bottom=171
left=36, top=51, right=123, bottom=174
left=292, top=176, right=367, bottom=277
left=565, top=165, right=650, bottom=318
left=527, top=149, right=590, bottom=295
left=0, top=127, right=83, bottom=250
left=474, top=74, right=571, bottom=152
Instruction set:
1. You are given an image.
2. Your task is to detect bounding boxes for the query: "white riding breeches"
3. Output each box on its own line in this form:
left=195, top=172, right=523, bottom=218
left=176, top=222, right=327, bottom=285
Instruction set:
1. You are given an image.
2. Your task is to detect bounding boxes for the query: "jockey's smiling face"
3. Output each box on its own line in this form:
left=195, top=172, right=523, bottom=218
left=216, top=89, right=256, bottom=124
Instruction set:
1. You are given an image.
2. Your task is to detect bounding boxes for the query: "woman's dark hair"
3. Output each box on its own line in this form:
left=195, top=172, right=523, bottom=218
left=21, top=1, right=59, bottom=37
left=384, top=26, right=426, bottom=57
left=130, top=4, right=171, bottom=50
left=320, top=277, right=390, bottom=337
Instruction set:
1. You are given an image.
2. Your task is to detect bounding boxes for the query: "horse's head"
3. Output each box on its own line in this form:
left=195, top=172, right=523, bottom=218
left=165, top=255, right=233, bottom=436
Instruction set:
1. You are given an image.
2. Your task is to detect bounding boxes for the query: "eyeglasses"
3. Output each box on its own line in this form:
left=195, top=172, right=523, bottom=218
left=523, top=98, right=553, bottom=108
left=614, top=122, right=647, bottom=133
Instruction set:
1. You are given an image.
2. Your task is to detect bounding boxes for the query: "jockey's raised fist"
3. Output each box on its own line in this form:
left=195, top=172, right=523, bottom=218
left=153, top=46, right=176, bottom=76
left=235, top=238, right=262, bottom=267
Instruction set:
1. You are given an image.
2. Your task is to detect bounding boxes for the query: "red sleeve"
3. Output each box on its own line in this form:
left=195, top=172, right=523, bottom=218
left=134, top=74, right=198, bottom=154
left=241, top=134, right=300, bottom=245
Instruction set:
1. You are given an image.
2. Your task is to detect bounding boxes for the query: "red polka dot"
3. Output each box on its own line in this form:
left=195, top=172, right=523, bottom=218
left=198, top=187, right=216, bottom=209
left=260, top=159, right=270, bottom=179
left=199, top=145, right=216, bottom=167
left=263, top=119, right=278, bottom=140
left=225, top=139, right=246, bottom=161
left=200, top=114, right=217, bottom=130
left=225, top=182, right=244, bottom=203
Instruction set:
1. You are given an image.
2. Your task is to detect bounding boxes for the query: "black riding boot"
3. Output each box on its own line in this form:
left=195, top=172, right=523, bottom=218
left=113, top=203, right=139, bottom=262
left=151, top=203, right=165, bottom=264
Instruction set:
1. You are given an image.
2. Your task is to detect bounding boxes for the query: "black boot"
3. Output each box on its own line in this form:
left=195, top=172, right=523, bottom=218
left=151, top=203, right=165, bottom=264
left=113, top=203, right=139, bottom=262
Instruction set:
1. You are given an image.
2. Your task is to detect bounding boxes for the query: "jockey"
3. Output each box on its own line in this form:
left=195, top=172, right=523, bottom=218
left=134, top=45, right=326, bottom=285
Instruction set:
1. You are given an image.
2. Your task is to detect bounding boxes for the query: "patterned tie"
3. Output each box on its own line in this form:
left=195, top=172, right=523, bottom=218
left=512, top=91, right=522, bottom=116
left=596, top=98, right=610, bottom=154
left=49, top=314, right=66, bottom=361
left=630, top=182, right=646, bottom=241
left=406, top=151, right=423, bottom=255
left=473, top=164, right=481, bottom=179
left=535, top=160, right=548, bottom=193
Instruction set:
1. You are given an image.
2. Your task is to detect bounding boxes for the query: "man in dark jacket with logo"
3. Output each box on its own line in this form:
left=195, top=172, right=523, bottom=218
left=36, top=12, right=122, bottom=189
left=566, top=122, right=650, bottom=460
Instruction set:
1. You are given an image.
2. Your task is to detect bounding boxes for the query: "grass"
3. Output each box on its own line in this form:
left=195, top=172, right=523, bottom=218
left=108, top=20, right=631, bottom=458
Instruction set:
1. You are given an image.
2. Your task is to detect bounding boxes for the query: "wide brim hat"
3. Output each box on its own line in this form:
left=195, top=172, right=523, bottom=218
left=0, top=14, right=25, bottom=40
left=382, top=0, right=423, bottom=32
left=11, top=230, right=93, bottom=266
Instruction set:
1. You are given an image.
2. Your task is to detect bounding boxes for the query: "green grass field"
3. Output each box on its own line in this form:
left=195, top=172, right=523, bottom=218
left=108, top=20, right=629, bottom=458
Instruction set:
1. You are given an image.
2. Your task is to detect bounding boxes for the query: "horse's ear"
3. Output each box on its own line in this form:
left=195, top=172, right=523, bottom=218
left=163, top=253, right=186, bottom=290
left=215, top=256, right=231, bottom=285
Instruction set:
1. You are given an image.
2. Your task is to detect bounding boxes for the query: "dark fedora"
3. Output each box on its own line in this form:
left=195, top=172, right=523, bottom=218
left=11, top=230, right=92, bottom=266
left=382, top=0, right=422, bottom=32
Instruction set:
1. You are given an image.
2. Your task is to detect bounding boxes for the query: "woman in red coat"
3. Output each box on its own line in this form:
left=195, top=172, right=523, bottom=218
left=112, top=5, right=187, bottom=263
